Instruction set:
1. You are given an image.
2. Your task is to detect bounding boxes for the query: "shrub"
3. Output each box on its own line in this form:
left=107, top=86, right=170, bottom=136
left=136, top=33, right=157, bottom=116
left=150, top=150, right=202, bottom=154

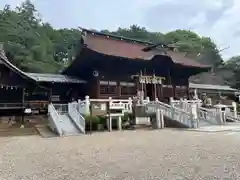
left=84, top=115, right=100, bottom=131
left=98, top=115, right=107, bottom=125
left=122, top=112, right=130, bottom=123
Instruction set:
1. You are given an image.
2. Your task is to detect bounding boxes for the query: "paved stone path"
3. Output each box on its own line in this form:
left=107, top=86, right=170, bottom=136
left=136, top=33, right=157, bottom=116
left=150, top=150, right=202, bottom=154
left=193, top=122, right=240, bottom=132
left=0, top=129, right=240, bottom=180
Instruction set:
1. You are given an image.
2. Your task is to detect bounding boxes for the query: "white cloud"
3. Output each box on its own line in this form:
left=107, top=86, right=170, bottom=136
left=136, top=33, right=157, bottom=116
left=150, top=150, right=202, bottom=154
left=143, top=0, right=239, bottom=59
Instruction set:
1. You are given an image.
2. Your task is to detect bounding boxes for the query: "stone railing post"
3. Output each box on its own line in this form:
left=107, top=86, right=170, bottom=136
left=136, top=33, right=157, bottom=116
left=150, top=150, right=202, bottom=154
left=191, top=103, right=198, bottom=128
left=128, top=97, right=132, bottom=112
left=145, top=97, right=150, bottom=105
left=170, top=97, right=174, bottom=106
left=85, top=95, right=90, bottom=115
left=193, top=89, right=198, bottom=100
left=216, top=107, right=224, bottom=125
left=139, top=91, right=144, bottom=104
left=232, top=102, right=237, bottom=118
left=155, top=108, right=164, bottom=129
left=183, top=99, right=188, bottom=111
left=171, top=103, right=175, bottom=120
left=108, top=97, right=112, bottom=109
left=180, top=98, right=183, bottom=109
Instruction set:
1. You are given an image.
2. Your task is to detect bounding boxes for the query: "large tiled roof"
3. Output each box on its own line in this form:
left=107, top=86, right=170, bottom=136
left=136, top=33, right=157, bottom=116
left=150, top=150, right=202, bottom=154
left=80, top=28, right=210, bottom=68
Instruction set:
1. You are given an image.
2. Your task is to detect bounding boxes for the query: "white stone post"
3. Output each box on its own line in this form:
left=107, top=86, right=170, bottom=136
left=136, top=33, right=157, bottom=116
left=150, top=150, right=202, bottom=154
left=108, top=116, right=112, bottom=132
left=118, top=116, right=122, bottom=131
left=145, top=97, right=150, bottom=104
left=155, top=108, right=164, bottom=129
left=140, top=91, right=144, bottom=104
left=170, top=97, right=174, bottom=106
left=128, top=97, right=132, bottom=113
left=193, top=89, right=198, bottom=100
left=232, top=102, right=237, bottom=118
left=85, top=95, right=90, bottom=115
left=191, top=104, right=198, bottom=128
left=108, top=97, right=112, bottom=109
left=183, top=99, right=188, bottom=111
left=180, top=98, right=183, bottom=109
left=216, top=107, right=224, bottom=125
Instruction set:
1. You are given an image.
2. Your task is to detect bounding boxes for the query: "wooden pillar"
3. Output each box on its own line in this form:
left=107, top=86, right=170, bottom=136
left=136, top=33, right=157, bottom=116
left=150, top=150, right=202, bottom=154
left=136, top=81, right=139, bottom=93
left=156, top=84, right=159, bottom=99
left=117, top=81, right=121, bottom=98
left=159, top=84, right=163, bottom=100
left=21, top=87, right=25, bottom=127
left=96, top=78, right=100, bottom=99
left=186, top=85, right=190, bottom=99
left=49, top=87, right=52, bottom=103
left=172, top=84, right=176, bottom=98
left=153, top=83, right=157, bottom=100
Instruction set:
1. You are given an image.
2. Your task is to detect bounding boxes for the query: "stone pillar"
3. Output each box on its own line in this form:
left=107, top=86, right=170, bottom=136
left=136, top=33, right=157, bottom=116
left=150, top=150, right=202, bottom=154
left=232, top=102, right=237, bottom=118
left=193, top=89, right=198, bottom=100
left=108, top=97, right=112, bottom=109
left=108, top=116, right=112, bottom=132
left=145, top=96, right=150, bottom=104
left=216, top=107, right=224, bottom=125
left=128, top=97, right=132, bottom=113
left=180, top=98, right=183, bottom=109
left=140, top=91, right=144, bottom=104
left=84, top=95, right=90, bottom=115
left=155, top=109, right=164, bottom=129
left=118, top=116, right=122, bottom=131
left=169, top=97, right=174, bottom=106
left=191, top=104, right=198, bottom=128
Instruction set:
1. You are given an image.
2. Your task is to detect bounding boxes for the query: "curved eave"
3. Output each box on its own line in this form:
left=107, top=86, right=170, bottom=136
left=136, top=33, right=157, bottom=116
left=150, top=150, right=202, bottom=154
left=0, top=53, right=36, bottom=83
left=0, top=53, right=86, bottom=84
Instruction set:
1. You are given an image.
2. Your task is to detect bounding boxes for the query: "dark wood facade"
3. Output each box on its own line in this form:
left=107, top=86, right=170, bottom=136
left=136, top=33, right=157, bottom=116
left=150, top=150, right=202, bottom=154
left=0, top=51, right=86, bottom=116
left=63, top=28, right=210, bottom=101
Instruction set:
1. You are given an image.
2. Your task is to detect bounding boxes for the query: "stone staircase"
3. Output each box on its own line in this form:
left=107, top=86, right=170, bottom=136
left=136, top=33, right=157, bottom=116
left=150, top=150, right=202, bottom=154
left=48, top=103, right=85, bottom=136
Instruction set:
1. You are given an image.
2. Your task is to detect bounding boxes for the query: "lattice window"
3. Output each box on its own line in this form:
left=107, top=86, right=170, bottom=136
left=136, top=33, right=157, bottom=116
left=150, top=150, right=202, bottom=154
left=100, top=85, right=117, bottom=94
left=121, top=86, right=136, bottom=95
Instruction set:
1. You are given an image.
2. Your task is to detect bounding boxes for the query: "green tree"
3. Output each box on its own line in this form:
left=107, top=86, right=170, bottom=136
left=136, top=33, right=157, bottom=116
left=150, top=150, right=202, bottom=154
left=0, top=0, right=224, bottom=76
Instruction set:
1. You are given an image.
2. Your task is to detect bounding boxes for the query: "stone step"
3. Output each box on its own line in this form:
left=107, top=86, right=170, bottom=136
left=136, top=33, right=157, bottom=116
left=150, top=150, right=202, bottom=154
left=35, top=126, right=58, bottom=138
left=0, top=127, right=38, bottom=137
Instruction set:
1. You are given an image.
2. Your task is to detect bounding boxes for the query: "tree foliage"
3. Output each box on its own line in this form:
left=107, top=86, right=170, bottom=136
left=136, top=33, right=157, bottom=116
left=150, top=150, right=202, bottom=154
left=0, top=0, right=227, bottom=75
left=0, top=1, right=81, bottom=73
left=223, top=56, right=240, bottom=88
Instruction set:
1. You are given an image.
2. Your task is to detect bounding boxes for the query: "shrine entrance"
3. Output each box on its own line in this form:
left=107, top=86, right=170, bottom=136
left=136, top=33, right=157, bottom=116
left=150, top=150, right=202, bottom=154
left=146, top=84, right=154, bottom=100
left=133, top=72, right=165, bottom=101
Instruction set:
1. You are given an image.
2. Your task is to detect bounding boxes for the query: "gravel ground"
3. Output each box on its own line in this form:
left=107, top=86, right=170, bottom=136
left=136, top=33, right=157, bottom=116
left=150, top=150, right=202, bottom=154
left=0, top=129, right=240, bottom=180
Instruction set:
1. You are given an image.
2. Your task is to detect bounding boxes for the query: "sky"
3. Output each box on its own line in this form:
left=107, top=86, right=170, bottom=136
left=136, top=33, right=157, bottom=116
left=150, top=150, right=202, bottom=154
left=0, top=0, right=240, bottom=60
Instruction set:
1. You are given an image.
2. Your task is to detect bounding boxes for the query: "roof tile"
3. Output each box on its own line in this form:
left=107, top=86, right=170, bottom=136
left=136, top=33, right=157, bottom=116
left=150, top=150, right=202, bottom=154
left=83, top=30, right=210, bottom=68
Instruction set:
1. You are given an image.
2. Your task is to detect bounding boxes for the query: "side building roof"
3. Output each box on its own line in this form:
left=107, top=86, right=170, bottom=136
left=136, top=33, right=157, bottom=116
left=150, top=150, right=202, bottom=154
left=26, top=73, right=85, bottom=84
left=0, top=50, right=85, bottom=84
left=189, top=83, right=237, bottom=92
left=79, top=27, right=211, bottom=69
